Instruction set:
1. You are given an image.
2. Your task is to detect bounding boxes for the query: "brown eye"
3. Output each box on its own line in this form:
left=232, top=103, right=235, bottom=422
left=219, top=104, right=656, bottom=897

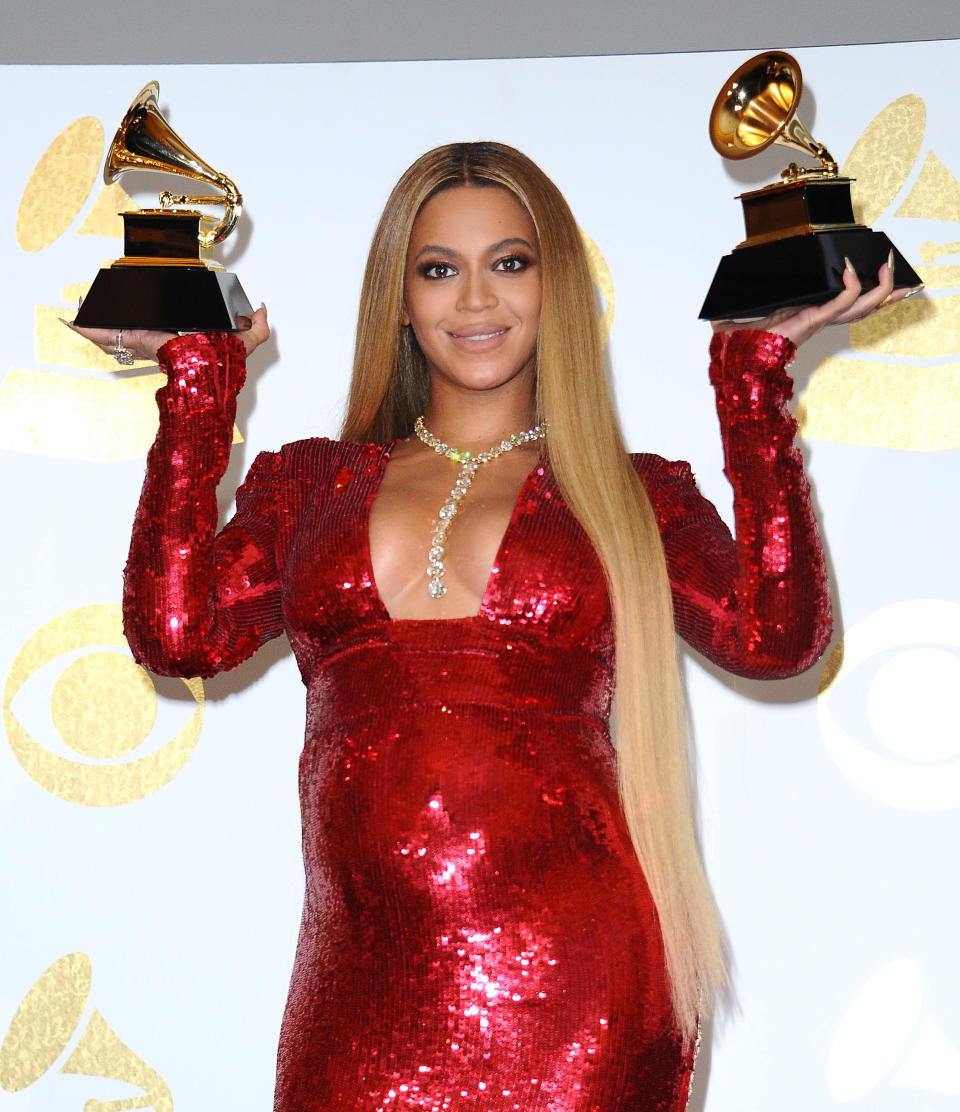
left=420, top=261, right=455, bottom=279
left=495, top=255, right=528, bottom=273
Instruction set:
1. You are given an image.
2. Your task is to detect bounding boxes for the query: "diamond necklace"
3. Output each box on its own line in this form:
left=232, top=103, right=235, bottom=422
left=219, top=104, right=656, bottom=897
left=413, top=414, right=548, bottom=599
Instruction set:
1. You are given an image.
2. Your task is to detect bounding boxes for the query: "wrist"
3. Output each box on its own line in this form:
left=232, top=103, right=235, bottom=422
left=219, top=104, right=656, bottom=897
left=157, top=332, right=247, bottom=411
left=709, top=329, right=796, bottom=417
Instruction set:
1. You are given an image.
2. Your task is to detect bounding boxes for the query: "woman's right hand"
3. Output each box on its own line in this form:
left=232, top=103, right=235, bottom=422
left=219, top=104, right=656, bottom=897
left=62, top=304, right=271, bottom=362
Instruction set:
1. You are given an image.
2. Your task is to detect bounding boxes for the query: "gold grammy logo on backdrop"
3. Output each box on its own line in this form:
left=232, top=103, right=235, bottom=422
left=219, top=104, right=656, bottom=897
left=579, top=228, right=615, bottom=346
left=796, top=94, right=960, bottom=451
left=1, top=114, right=242, bottom=461
left=0, top=952, right=172, bottom=1109
left=3, top=605, right=203, bottom=806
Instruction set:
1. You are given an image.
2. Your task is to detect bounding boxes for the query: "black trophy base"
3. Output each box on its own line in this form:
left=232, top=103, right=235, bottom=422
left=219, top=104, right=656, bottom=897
left=74, top=265, right=254, bottom=332
left=699, top=228, right=922, bottom=321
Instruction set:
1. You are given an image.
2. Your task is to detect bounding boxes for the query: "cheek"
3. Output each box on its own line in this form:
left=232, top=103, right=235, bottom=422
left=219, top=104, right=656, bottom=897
left=522, top=288, right=542, bottom=330
left=405, top=287, right=450, bottom=337
left=401, top=278, right=415, bottom=327
left=518, top=274, right=542, bottom=323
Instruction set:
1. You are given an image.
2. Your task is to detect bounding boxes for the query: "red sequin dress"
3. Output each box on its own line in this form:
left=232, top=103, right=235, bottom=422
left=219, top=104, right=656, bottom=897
left=123, top=330, right=830, bottom=1112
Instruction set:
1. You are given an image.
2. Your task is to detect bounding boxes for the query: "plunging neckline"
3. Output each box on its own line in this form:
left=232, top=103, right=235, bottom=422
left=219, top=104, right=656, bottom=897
left=363, top=440, right=543, bottom=624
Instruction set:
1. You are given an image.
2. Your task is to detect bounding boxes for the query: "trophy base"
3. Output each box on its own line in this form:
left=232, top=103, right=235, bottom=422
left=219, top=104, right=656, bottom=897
left=74, top=265, right=254, bottom=332
left=698, top=227, right=922, bottom=321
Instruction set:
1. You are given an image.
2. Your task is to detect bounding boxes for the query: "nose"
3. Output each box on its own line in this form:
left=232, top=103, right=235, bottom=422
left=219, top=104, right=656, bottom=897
left=457, top=268, right=497, bottom=312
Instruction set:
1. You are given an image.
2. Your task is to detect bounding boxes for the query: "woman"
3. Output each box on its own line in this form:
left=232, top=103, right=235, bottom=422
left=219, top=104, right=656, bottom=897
left=72, top=142, right=898, bottom=1110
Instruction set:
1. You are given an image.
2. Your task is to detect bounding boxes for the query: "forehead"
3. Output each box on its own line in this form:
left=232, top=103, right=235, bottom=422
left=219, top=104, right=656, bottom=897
left=409, top=185, right=536, bottom=250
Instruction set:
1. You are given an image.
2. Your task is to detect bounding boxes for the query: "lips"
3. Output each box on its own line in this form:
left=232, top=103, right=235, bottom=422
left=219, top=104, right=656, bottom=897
left=449, top=326, right=509, bottom=342
left=448, top=329, right=510, bottom=356
left=446, top=326, right=512, bottom=354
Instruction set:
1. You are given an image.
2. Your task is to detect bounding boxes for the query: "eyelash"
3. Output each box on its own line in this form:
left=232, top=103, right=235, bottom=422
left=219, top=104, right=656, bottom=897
left=417, top=254, right=534, bottom=280
left=419, top=261, right=455, bottom=280
left=494, top=254, right=532, bottom=273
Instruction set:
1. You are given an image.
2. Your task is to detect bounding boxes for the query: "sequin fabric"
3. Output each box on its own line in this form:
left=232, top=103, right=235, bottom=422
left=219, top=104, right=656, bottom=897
left=123, top=328, right=830, bottom=1112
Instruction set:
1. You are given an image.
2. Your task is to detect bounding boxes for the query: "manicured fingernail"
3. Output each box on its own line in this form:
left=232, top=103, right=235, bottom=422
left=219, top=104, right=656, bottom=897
left=844, top=256, right=856, bottom=275
left=904, top=284, right=924, bottom=298
left=78, top=294, right=83, bottom=307
left=888, top=250, right=895, bottom=278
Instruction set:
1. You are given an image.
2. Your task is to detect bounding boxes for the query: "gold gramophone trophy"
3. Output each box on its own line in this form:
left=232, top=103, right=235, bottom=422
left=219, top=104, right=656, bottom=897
left=699, top=51, right=921, bottom=320
left=74, top=81, right=253, bottom=332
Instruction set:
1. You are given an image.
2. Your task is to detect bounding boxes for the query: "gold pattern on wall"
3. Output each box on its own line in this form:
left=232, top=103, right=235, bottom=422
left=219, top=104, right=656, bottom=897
left=894, top=150, right=960, bottom=222
left=0, top=952, right=173, bottom=1109
left=77, top=180, right=137, bottom=239
left=0, top=953, right=91, bottom=1091
left=51, top=652, right=157, bottom=759
left=3, top=605, right=203, bottom=806
left=915, top=264, right=960, bottom=287
left=849, top=294, right=960, bottom=358
left=3, top=115, right=241, bottom=461
left=60, top=1010, right=173, bottom=1111
left=797, top=93, right=960, bottom=451
left=840, top=95, right=925, bottom=226
left=16, top=118, right=103, bottom=252
left=579, top=228, right=615, bottom=346
left=0, top=366, right=175, bottom=461
left=922, top=238, right=960, bottom=262
left=795, top=357, right=960, bottom=451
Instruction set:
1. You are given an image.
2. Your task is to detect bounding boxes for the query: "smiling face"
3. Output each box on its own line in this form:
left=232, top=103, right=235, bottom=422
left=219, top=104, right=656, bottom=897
left=402, top=184, right=542, bottom=405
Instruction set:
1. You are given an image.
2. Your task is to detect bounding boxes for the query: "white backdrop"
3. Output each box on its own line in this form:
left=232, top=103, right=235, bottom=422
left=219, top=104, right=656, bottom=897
left=1, top=42, right=958, bottom=1110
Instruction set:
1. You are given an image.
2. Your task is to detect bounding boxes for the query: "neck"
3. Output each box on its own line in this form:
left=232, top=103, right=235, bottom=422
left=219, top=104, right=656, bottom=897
left=421, top=388, right=537, bottom=452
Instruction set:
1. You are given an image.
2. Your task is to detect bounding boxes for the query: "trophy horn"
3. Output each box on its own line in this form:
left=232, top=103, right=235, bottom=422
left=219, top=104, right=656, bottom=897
left=105, top=81, right=242, bottom=246
left=708, top=50, right=838, bottom=176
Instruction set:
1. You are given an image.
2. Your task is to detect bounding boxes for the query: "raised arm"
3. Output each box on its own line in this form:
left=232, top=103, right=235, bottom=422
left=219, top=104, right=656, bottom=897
left=640, top=259, right=905, bottom=678
left=122, top=332, right=284, bottom=678
left=636, top=329, right=829, bottom=679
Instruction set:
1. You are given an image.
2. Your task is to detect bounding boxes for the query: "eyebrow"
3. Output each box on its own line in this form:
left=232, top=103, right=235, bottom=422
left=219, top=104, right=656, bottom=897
left=413, top=237, right=537, bottom=260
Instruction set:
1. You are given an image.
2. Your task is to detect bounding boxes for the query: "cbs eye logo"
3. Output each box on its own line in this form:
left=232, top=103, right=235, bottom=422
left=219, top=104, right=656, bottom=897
left=818, top=598, right=960, bottom=811
left=3, top=604, right=203, bottom=806
left=827, top=958, right=960, bottom=1102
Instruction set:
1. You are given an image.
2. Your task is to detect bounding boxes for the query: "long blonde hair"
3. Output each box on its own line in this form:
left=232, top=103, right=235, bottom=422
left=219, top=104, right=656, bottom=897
left=341, top=142, right=726, bottom=1040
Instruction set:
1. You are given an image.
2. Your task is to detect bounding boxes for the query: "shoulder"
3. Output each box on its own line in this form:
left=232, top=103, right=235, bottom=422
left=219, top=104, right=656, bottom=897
left=238, top=436, right=390, bottom=493
left=233, top=437, right=390, bottom=520
left=275, top=436, right=389, bottom=471
left=628, top=451, right=720, bottom=533
left=629, top=451, right=695, bottom=491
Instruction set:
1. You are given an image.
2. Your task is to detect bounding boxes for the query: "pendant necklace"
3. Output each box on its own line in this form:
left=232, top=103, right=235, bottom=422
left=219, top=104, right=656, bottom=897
left=413, top=415, right=548, bottom=599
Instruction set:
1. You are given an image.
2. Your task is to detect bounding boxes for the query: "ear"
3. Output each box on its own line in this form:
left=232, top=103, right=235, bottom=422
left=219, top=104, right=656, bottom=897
left=400, top=302, right=410, bottom=327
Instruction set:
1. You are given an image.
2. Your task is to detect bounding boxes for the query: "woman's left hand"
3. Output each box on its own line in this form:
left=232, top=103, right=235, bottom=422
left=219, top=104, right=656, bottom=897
left=712, top=255, right=910, bottom=347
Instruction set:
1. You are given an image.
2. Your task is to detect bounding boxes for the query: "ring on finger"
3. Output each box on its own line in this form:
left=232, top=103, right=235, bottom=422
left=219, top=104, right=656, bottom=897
left=113, top=329, right=135, bottom=366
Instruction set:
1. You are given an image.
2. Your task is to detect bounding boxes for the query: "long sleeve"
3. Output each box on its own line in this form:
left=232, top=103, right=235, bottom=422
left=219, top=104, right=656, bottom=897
left=635, top=329, right=831, bottom=679
left=122, top=333, right=285, bottom=678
